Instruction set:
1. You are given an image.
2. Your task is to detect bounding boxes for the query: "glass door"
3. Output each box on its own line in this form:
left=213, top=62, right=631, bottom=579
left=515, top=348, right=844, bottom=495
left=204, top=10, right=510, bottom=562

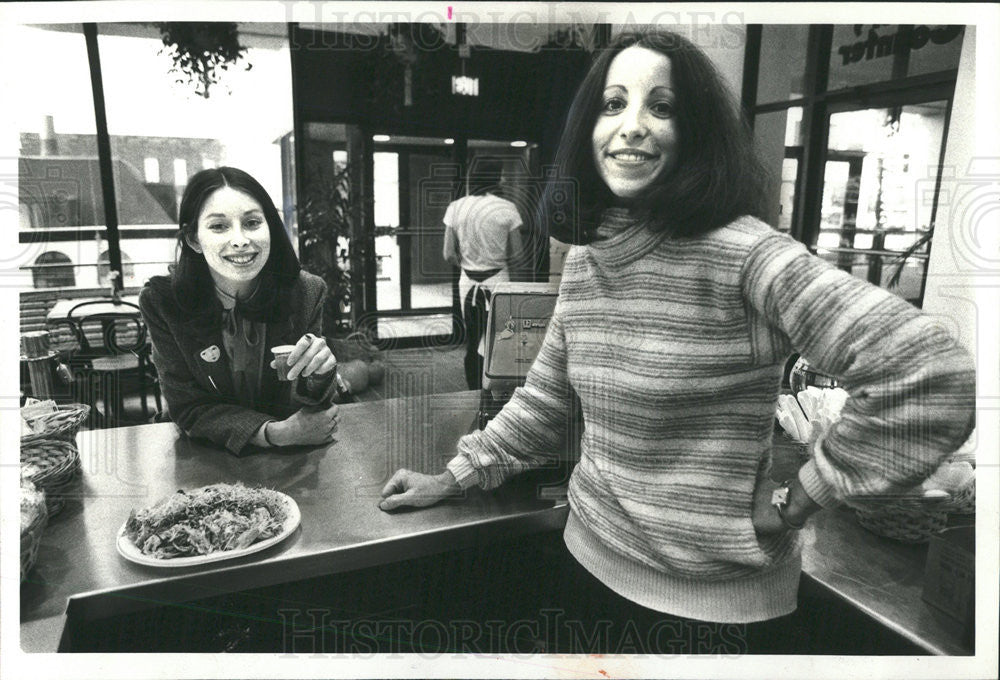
left=816, top=99, right=949, bottom=304
left=295, top=129, right=542, bottom=346
left=370, top=137, right=458, bottom=344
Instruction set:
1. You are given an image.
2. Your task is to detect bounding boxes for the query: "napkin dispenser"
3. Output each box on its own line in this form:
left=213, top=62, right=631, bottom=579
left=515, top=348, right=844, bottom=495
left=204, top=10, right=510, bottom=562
left=478, top=282, right=559, bottom=427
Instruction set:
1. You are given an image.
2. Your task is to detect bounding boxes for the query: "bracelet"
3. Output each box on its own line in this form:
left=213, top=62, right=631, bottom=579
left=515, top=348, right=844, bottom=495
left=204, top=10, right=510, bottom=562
left=262, top=421, right=278, bottom=447
left=773, top=478, right=807, bottom=530
left=775, top=502, right=807, bottom=530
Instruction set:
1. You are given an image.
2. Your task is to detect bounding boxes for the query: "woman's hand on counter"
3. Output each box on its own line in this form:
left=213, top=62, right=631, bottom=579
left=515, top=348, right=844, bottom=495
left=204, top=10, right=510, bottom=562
left=266, top=404, right=340, bottom=447
left=379, top=469, right=462, bottom=511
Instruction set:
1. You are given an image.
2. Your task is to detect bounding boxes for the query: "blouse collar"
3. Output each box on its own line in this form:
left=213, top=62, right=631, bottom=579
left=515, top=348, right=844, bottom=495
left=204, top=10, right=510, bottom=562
left=213, top=281, right=261, bottom=311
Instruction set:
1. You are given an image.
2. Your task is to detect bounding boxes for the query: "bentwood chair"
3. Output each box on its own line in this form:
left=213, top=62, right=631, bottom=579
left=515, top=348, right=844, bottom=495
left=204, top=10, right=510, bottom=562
left=61, top=299, right=161, bottom=427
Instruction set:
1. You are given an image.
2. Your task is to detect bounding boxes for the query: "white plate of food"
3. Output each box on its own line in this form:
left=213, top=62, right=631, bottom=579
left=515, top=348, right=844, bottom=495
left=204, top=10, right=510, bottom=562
left=117, top=483, right=300, bottom=568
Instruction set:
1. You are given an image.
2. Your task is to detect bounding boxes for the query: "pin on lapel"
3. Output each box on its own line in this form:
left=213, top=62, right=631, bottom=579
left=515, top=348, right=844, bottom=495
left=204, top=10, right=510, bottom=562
left=200, top=345, right=221, bottom=363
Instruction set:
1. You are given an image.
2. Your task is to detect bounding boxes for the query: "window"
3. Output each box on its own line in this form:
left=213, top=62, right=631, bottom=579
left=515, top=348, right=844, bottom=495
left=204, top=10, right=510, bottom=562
left=753, top=107, right=802, bottom=232
left=98, top=249, right=135, bottom=287
left=14, top=23, right=296, bottom=292
left=172, top=159, right=188, bottom=186
left=143, top=158, right=160, bottom=183
left=756, top=26, right=809, bottom=104
left=95, top=22, right=294, bottom=289
left=374, top=151, right=402, bottom=308
left=13, top=24, right=103, bottom=290
left=827, top=25, right=964, bottom=91
left=746, top=24, right=964, bottom=306
left=31, top=252, right=76, bottom=289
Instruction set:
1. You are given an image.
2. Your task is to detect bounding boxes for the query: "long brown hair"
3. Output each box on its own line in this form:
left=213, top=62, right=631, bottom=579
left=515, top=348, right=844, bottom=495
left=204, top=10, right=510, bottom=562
left=540, top=30, right=771, bottom=244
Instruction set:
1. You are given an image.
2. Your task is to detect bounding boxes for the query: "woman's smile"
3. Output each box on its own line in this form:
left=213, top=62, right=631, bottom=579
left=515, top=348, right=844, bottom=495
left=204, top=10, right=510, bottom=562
left=188, top=185, right=272, bottom=297
left=223, top=252, right=260, bottom=266
left=592, top=46, right=679, bottom=199
left=606, top=149, right=661, bottom=165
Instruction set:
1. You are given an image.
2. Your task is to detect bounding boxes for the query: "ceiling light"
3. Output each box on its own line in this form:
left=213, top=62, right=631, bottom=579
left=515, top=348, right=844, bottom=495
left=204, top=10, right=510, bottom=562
left=372, top=134, right=391, bottom=142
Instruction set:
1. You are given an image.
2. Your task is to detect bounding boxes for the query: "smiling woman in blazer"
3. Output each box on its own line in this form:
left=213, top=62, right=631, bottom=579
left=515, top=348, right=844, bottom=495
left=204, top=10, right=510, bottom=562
left=139, top=166, right=340, bottom=455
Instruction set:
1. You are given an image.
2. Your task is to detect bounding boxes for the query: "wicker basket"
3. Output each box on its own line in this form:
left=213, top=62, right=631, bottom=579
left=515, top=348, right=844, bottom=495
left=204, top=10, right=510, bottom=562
left=21, top=495, right=48, bottom=583
left=20, top=439, right=81, bottom=516
left=21, top=403, right=90, bottom=446
left=853, top=480, right=976, bottom=543
left=944, top=479, right=976, bottom=515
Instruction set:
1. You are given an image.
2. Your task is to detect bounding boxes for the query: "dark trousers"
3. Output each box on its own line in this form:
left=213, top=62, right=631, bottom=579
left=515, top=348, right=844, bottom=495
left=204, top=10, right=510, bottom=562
left=462, top=283, right=492, bottom=390
left=516, top=535, right=808, bottom=655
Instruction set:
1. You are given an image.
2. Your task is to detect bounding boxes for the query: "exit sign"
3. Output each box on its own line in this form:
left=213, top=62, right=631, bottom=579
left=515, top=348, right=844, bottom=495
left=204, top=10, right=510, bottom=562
left=451, top=75, right=479, bottom=96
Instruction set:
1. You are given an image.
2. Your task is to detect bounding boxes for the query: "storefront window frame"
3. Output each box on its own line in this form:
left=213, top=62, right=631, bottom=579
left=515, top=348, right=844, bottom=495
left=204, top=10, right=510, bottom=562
left=742, top=24, right=961, bottom=307
left=18, top=22, right=296, bottom=294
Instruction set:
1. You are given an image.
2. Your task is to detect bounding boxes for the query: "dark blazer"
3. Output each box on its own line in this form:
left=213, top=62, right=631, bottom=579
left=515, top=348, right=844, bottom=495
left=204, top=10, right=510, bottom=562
left=139, top=271, right=334, bottom=455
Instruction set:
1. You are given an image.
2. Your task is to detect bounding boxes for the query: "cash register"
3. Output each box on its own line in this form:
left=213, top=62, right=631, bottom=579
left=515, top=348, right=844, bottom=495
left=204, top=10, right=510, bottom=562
left=477, top=281, right=560, bottom=428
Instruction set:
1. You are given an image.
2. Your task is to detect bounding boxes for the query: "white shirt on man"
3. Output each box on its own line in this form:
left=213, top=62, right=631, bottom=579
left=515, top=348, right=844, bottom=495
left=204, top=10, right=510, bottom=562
left=443, top=193, right=522, bottom=272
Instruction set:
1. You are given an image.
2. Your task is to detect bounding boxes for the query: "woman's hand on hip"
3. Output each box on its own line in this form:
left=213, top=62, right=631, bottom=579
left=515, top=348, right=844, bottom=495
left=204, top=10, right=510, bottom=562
left=751, top=475, right=821, bottom=534
left=751, top=478, right=786, bottom=534
left=270, top=403, right=339, bottom=447
left=379, top=469, right=462, bottom=511
left=278, top=333, right=337, bottom=381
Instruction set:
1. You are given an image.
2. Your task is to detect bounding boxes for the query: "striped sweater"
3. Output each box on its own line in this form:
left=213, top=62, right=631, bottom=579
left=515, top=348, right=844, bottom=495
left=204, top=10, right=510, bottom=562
left=446, top=210, right=976, bottom=622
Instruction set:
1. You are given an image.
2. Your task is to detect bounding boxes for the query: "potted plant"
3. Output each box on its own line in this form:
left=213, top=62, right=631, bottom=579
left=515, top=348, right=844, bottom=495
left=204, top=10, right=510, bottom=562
left=298, top=158, right=385, bottom=391
left=298, top=158, right=355, bottom=337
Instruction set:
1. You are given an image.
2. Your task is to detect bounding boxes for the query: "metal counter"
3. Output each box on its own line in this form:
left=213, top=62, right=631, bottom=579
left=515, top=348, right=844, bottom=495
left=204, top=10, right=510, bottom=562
left=20, top=391, right=569, bottom=652
left=20, top=392, right=970, bottom=655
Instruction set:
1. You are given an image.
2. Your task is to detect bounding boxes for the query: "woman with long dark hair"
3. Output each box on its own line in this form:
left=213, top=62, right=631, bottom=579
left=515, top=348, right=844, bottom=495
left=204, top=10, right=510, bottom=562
left=379, top=31, right=974, bottom=650
left=139, top=167, right=341, bottom=454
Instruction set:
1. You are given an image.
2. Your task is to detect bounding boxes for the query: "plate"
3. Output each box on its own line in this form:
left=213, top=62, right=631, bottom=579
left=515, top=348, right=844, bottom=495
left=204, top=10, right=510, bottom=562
left=116, top=487, right=300, bottom=568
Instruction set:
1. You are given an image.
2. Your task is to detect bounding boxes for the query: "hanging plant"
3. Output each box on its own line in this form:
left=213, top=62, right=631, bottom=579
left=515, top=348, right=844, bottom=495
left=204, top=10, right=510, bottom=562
left=155, top=22, right=251, bottom=98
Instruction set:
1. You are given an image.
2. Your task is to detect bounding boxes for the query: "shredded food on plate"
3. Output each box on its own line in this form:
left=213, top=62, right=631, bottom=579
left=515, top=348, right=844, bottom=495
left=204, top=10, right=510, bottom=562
left=124, top=483, right=289, bottom=559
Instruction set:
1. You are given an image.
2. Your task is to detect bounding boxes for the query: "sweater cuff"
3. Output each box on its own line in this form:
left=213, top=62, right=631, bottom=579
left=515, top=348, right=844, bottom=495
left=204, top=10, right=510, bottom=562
left=446, top=454, right=480, bottom=490
left=797, top=456, right=841, bottom=508
left=227, top=412, right=273, bottom=456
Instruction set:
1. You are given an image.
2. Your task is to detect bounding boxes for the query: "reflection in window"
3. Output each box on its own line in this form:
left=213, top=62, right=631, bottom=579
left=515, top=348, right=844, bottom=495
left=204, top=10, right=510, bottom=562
left=778, top=159, right=798, bottom=233
left=32, top=251, right=76, bottom=289
left=818, top=102, right=946, bottom=302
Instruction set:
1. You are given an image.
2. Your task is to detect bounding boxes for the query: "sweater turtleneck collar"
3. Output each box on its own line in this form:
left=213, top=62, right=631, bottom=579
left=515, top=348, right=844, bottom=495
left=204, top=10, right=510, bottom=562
left=588, top=207, right=668, bottom=267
